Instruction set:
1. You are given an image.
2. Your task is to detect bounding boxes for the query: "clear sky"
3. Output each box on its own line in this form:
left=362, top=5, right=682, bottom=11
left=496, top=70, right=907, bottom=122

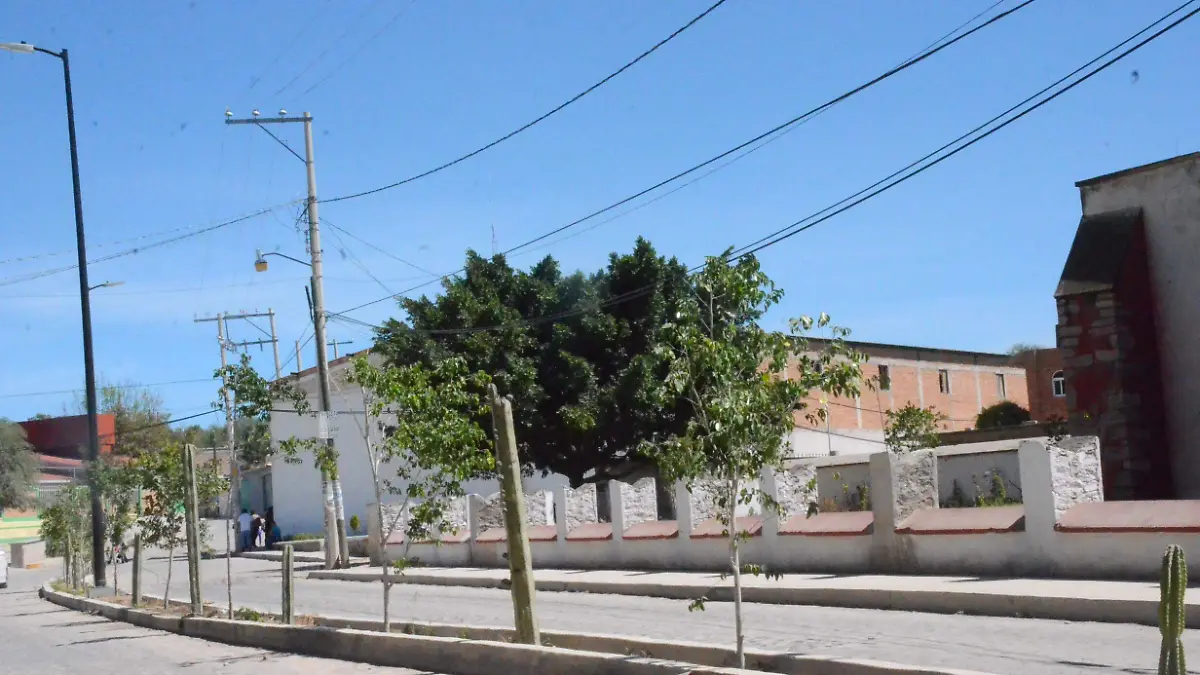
left=1, top=0, right=1197, bottom=424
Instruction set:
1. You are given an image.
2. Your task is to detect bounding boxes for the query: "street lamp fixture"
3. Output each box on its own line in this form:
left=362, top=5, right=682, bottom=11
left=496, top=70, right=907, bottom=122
left=3, top=38, right=108, bottom=590
left=88, top=281, right=124, bottom=292
left=254, top=249, right=312, bottom=272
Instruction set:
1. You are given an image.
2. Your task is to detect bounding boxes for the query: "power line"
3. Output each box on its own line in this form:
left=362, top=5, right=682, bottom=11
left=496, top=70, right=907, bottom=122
left=732, top=0, right=1200, bottom=259
left=321, top=0, right=732, bottom=204
left=324, top=222, right=397, bottom=297
left=496, top=0, right=1037, bottom=258
left=272, top=0, right=391, bottom=98
left=0, top=202, right=299, bottom=289
left=245, top=0, right=334, bottom=92
left=327, top=1, right=1196, bottom=333
left=321, top=217, right=437, bottom=277
left=328, top=0, right=1035, bottom=316
left=299, top=0, right=420, bottom=97
left=0, top=378, right=215, bottom=400
left=514, top=0, right=1017, bottom=257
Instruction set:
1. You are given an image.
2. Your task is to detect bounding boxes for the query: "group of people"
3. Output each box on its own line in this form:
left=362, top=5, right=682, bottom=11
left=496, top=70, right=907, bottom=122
left=237, top=507, right=280, bottom=552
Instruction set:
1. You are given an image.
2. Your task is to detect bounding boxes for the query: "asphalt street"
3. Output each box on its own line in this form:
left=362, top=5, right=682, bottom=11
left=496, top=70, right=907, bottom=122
left=117, top=555, right=1199, bottom=675
left=0, top=564, right=431, bottom=675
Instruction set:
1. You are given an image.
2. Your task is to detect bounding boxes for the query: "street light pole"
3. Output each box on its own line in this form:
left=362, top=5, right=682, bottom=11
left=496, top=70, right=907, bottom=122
left=3, top=41, right=106, bottom=589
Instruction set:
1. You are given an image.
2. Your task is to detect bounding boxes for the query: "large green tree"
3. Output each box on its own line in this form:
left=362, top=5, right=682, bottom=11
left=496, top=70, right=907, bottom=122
left=373, top=238, right=691, bottom=486
left=76, top=381, right=172, bottom=456
left=0, top=419, right=39, bottom=512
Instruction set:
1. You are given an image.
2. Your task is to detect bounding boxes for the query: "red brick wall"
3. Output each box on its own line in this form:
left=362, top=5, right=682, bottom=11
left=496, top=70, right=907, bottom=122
left=1011, top=349, right=1068, bottom=423
left=791, top=357, right=1030, bottom=435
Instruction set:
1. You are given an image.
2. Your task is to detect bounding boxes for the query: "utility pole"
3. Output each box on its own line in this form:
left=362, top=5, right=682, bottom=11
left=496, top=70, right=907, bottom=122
left=219, top=310, right=284, bottom=380
left=195, top=313, right=239, bottom=618
left=327, top=338, right=353, bottom=360
left=295, top=340, right=303, bottom=371
left=227, top=111, right=347, bottom=568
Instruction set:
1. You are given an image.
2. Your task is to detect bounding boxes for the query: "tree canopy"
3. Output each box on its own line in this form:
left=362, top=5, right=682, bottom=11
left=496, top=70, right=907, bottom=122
left=77, top=380, right=172, bottom=456
left=0, top=419, right=38, bottom=512
left=373, top=237, right=692, bottom=486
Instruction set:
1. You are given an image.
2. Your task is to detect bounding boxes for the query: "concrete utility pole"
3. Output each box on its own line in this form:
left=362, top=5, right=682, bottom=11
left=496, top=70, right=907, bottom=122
left=327, top=338, right=353, bottom=360
left=489, top=384, right=540, bottom=645
left=227, top=111, right=347, bottom=568
left=194, top=313, right=238, bottom=618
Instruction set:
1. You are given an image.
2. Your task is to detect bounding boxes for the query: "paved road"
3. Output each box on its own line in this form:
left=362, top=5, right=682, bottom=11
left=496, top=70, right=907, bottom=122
left=0, top=565, right=429, bottom=675
left=119, top=556, right=1198, bottom=675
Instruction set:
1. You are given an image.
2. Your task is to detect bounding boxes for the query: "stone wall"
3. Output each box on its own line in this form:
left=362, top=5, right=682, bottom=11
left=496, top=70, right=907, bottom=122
left=621, top=478, right=658, bottom=526
left=774, top=463, right=816, bottom=519
left=890, top=450, right=937, bottom=523
left=1049, top=436, right=1104, bottom=518
left=687, top=480, right=725, bottom=527
left=564, top=484, right=597, bottom=530
left=474, top=493, right=505, bottom=530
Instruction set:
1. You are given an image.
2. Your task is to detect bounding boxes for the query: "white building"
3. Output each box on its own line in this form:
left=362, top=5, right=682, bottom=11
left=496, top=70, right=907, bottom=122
left=266, top=351, right=566, bottom=537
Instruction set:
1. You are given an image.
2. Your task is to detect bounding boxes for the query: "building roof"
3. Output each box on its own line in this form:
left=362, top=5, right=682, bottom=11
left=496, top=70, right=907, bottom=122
left=804, top=337, right=1015, bottom=367
left=1055, top=207, right=1143, bottom=298
left=1075, top=151, right=1200, bottom=188
left=277, top=347, right=372, bottom=384
left=38, top=454, right=84, bottom=469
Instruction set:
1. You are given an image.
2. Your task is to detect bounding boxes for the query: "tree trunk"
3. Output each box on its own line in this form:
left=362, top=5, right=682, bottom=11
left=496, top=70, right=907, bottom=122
left=729, top=476, right=745, bottom=669
left=111, top=545, right=119, bottom=596
left=164, top=544, right=174, bottom=609
left=377, top=499, right=392, bottom=632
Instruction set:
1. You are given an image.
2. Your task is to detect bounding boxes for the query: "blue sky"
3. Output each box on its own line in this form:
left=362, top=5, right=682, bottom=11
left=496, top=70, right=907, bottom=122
left=1, top=0, right=1197, bottom=423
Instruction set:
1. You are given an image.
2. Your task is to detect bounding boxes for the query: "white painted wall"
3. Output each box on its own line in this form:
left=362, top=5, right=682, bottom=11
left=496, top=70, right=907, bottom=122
left=1079, top=156, right=1200, bottom=497
left=268, top=358, right=569, bottom=537
left=384, top=438, right=1200, bottom=582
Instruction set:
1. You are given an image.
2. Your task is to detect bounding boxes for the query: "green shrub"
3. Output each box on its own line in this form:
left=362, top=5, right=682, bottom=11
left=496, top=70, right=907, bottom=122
left=975, top=401, right=1031, bottom=430
left=349, top=515, right=361, bottom=534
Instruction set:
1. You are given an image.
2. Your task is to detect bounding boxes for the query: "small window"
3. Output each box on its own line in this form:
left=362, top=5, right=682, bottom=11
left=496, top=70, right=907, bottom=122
left=878, top=365, right=891, bottom=391
left=995, top=373, right=1006, bottom=398
left=1052, top=371, right=1066, bottom=397
left=937, top=369, right=951, bottom=394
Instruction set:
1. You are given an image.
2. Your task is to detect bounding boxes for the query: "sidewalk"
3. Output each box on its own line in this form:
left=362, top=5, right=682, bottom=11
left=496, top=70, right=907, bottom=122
left=307, top=565, right=1200, bottom=626
left=239, top=550, right=370, bottom=566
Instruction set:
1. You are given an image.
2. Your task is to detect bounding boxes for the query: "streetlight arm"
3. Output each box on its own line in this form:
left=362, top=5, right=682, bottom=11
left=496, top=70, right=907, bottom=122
left=259, top=251, right=312, bottom=268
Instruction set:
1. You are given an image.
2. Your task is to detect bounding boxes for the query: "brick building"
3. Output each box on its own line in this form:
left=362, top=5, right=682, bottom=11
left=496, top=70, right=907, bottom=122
left=1009, top=348, right=1068, bottom=423
left=1055, top=151, right=1200, bottom=499
left=788, top=340, right=1030, bottom=456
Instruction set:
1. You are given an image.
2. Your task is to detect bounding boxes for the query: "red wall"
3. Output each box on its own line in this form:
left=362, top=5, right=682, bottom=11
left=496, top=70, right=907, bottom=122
left=19, top=414, right=116, bottom=459
left=1012, top=349, right=1068, bottom=423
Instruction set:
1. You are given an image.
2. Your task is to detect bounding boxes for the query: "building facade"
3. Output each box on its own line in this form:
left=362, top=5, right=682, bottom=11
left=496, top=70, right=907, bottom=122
left=789, top=341, right=1030, bottom=456
left=1055, top=152, right=1200, bottom=499
left=1010, top=348, right=1068, bottom=423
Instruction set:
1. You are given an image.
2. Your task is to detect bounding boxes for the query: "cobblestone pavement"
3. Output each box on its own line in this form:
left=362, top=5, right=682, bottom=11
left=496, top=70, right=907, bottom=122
left=119, top=556, right=1198, bottom=675
left=0, top=565, right=431, bottom=675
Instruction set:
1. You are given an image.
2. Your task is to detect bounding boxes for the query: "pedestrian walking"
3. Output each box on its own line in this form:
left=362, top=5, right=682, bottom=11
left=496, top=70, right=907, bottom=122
left=237, top=509, right=252, bottom=552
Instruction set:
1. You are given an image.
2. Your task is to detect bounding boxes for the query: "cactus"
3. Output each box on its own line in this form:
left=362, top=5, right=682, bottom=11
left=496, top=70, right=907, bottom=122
left=1158, top=545, right=1188, bottom=675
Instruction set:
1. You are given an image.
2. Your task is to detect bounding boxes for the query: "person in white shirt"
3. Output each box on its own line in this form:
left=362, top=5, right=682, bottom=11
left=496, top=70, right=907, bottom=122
left=237, top=509, right=252, bottom=552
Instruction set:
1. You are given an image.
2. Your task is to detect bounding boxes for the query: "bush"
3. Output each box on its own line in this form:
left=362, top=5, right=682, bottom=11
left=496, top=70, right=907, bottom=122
left=349, top=514, right=361, bottom=534
left=290, top=533, right=322, bottom=541
left=975, top=401, right=1031, bottom=430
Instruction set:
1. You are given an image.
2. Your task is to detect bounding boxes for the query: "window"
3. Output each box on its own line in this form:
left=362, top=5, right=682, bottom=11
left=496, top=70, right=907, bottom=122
left=995, top=373, right=1006, bottom=398
left=1052, top=370, right=1066, bottom=397
left=938, top=369, right=951, bottom=394
left=878, top=365, right=891, bottom=391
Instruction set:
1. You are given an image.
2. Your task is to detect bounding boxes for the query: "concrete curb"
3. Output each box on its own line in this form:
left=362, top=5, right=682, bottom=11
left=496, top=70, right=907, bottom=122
left=305, top=570, right=1195, bottom=627
left=307, top=615, right=995, bottom=675
left=40, top=583, right=1000, bottom=675
left=37, top=583, right=747, bottom=675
